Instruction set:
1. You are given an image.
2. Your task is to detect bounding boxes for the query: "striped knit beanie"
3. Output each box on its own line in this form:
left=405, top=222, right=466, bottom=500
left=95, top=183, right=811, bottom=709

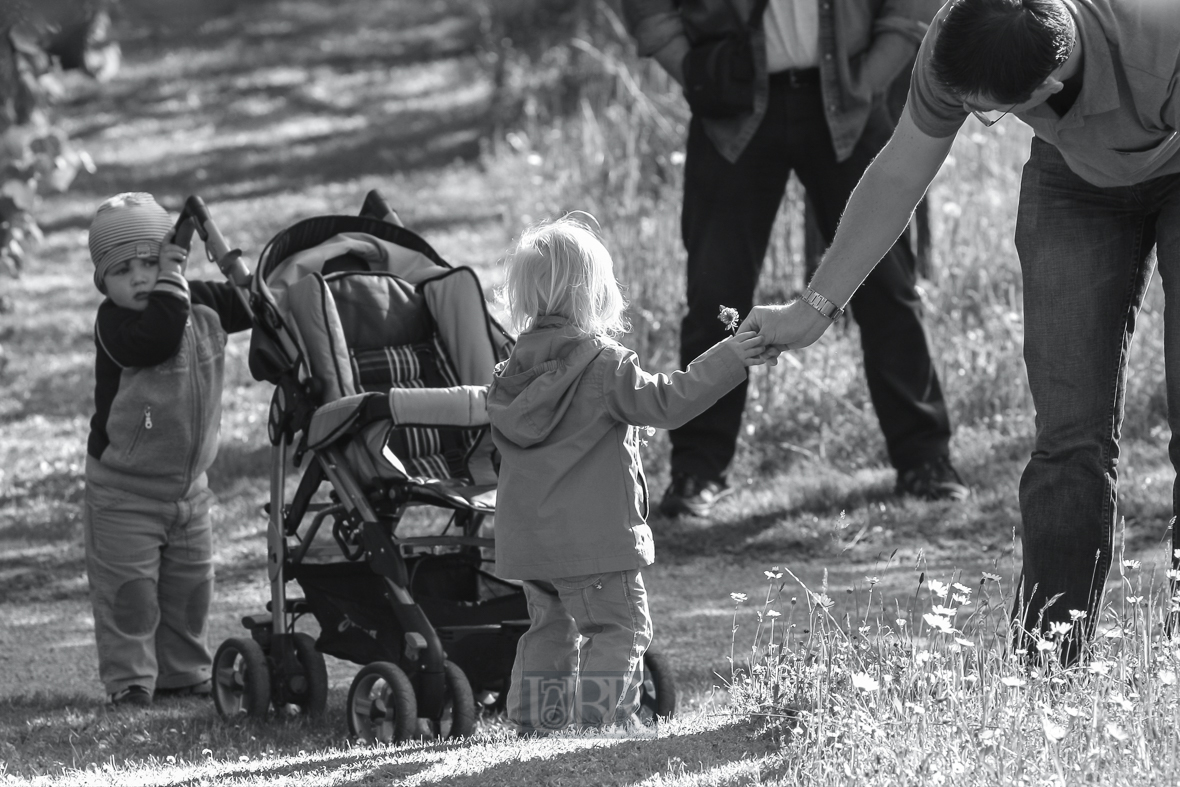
left=89, top=193, right=174, bottom=291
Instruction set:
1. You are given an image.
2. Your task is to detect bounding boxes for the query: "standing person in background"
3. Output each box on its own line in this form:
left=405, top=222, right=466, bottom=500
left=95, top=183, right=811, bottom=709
left=622, top=0, right=967, bottom=518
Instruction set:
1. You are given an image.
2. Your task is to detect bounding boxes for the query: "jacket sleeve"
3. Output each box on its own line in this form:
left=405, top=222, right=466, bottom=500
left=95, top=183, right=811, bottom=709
left=621, top=0, right=686, bottom=57
left=873, top=0, right=934, bottom=44
left=190, top=280, right=254, bottom=333
left=94, top=271, right=190, bottom=368
left=601, top=341, right=746, bottom=430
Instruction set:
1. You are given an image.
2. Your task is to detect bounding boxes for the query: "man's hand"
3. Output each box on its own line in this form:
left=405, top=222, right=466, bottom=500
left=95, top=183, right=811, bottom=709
left=738, top=302, right=834, bottom=362
left=652, top=36, right=689, bottom=87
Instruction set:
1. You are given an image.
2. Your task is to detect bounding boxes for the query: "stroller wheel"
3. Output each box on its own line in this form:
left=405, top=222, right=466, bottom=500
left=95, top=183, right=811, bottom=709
left=347, top=662, right=418, bottom=744
left=285, top=632, right=328, bottom=720
left=422, top=660, right=476, bottom=739
left=212, top=637, right=271, bottom=720
left=637, top=650, right=677, bottom=723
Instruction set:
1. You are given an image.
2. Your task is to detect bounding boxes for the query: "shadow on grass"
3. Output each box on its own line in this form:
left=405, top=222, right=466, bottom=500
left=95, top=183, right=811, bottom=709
left=59, top=0, right=492, bottom=210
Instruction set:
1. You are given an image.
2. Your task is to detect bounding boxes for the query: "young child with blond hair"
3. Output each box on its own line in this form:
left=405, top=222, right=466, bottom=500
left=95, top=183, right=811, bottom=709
left=84, top=192, right=252, bottom=706
left=487, top=214, right=764, bottom=735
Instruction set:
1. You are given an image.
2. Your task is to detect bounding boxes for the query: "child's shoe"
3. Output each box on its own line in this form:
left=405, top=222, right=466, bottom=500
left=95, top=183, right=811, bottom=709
left=154, top=678, right=213, bottom=700
left=110, top=685, right=152, bottom=708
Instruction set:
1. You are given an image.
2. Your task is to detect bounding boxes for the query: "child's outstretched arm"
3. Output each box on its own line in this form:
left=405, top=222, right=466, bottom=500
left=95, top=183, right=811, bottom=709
left=602, top=333, right=764, bottom=430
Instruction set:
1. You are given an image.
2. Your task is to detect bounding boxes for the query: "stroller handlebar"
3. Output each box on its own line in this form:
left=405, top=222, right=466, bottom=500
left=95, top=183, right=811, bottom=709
left=172, top=195, right=253, bottom=288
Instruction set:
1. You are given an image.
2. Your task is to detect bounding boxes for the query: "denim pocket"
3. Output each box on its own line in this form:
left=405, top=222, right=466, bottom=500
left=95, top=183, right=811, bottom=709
left=550, top=573, right=607, bottom=593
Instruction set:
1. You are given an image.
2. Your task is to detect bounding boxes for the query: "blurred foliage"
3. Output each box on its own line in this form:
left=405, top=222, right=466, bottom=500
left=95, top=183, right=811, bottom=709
left=0, top=1, right=113, bottom=371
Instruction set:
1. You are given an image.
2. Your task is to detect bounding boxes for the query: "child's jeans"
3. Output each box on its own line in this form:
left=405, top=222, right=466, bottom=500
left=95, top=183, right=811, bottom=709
left=507, top=569, right=652, bottom=733
left=83, top=476, right=215, bottom=695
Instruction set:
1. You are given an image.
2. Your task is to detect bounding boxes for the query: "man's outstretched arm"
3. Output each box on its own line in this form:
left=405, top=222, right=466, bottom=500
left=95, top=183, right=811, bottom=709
left=741, top=106, right=957, bottom=352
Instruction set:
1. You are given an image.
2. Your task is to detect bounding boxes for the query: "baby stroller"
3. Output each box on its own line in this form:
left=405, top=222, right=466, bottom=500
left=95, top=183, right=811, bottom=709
left=182, top=192, right=677, bottom=742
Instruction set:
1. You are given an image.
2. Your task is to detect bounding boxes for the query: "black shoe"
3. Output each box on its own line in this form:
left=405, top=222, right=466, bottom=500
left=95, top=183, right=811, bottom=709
left=154, top=678, right=212, bottom=700
left=110, top=685, right=152, bottom=708
left=896, top=456, right=969, bottom=502
left=658, top=473, right=732, bottom=518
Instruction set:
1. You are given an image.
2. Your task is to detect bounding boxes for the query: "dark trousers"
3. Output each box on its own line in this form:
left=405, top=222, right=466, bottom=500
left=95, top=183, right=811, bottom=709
left=1013, top=138, right=1180, bottom=650
left=672, top=76, right=952, bottom=482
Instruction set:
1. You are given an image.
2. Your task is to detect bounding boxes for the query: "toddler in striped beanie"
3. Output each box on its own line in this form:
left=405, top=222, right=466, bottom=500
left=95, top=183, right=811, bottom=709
left=89, top=192, right=188, bottom=304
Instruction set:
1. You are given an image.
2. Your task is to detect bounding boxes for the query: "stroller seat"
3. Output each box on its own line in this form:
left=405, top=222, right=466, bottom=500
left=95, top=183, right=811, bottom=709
left=262, top=230, right=506, bottom=508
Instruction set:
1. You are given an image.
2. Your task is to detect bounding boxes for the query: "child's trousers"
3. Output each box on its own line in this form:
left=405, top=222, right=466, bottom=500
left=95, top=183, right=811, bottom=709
left=507, top=569, right=652, bottom=732
left=83, top=477, right=216, bottom=695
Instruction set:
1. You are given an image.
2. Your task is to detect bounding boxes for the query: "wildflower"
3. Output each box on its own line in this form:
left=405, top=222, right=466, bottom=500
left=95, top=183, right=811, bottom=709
left=718, top=305, right=740, bottom=332
left=1042, top=716, right=1068, bottom=742
left=931, top=604, right=956, bottom=617
left=1036, top=639, right=1056, bottom=653
left=852, top=673, right=880, bottom=692
left=1127, top=595, right=1144, bottom=604
left=982, top=572, right=1002, bottom=582
left=1068, top=609, right=1087, bottom=621
left=1122, top=559, right=1141, bottom=571
left=1174, top=548, right=1180, bottom=561
left=896, top=618, right=907, bottom=627
left=1159, top=669, right=1177, bottom=686
left=952, top=582, right=972, bottom=595
left=915, top=651, right=933, bottom=664
left=1048, top=621, right=1073, bottom=637
left=1103, top=628, right=1124, bottom=639
left=923, top=613, right=954, bottom=633
left=1166, top=569, right=1180, bottom=582
left=955, top=637, right=975, bottom=648
left=764, top=569, right=783, bottom=579
left=1105, top=723, right=1129, bottom=742
left=929, top=579, right=949, bottom=599
left=952, top=593, right=972, bottom=606
left=766, top=610, right=781, bottom=618
left=1063, top=705, right=1083, bottom=718
left=814, top=593, right=834, bottom=609
left=866, top=575, right=880, bottom=585
left=1109, top=695, right=1133, bottom=712
left=1087, top=660, right=1112, bottom=676
left=1001, top=676, right=1027, bottom=688
left=731, top=592, right=748, bottom=603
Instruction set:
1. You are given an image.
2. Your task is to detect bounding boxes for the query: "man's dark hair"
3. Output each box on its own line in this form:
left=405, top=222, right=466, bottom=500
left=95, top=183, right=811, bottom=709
left=931, top=0, right=1074, bottom=104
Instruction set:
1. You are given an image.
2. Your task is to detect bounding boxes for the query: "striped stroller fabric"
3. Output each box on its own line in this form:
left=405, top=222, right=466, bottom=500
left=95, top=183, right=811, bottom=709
left=349, top=342, right=471, bottom=479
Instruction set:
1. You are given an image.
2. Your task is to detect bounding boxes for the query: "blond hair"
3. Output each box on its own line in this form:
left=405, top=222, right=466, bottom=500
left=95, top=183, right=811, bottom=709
left=500, top=214, right=629, bottom=338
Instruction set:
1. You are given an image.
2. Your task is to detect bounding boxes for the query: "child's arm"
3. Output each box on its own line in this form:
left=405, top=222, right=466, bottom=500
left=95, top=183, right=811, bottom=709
left=95, top=263, right=190, bottom=368
left=189, top=280, right=254, bottom=333
left=602, top=332, right=764, bottom=430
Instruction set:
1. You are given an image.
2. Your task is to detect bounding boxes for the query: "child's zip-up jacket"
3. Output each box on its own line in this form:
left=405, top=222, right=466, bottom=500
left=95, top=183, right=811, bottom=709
left=87, top=268, right=252, bottom=501
left=487, top=316, right=746, bottom=580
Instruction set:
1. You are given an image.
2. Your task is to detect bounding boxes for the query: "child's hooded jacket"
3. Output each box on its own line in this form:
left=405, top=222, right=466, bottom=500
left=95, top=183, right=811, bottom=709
left=487, top=316, right=745, bottom=579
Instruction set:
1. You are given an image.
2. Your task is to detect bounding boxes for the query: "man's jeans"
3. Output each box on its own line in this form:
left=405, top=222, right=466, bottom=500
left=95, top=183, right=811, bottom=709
left=675, top=75, right=951, bottom=482
left=1014, top=137, right=1180, bottom=646
left=506, top=570, right=652, bottom=733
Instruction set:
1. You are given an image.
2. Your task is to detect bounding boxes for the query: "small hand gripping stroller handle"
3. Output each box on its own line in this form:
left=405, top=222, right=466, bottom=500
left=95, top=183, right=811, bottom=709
left=173, top=196, right=253, bottom=288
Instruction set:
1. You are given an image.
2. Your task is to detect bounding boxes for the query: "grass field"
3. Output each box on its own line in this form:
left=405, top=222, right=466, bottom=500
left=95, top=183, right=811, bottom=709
left=2, top=0, right=1179, bottom=784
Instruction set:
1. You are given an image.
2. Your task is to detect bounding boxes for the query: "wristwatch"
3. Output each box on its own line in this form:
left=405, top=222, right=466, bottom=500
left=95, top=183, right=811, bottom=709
left=800, top=287, right=845, bottom=320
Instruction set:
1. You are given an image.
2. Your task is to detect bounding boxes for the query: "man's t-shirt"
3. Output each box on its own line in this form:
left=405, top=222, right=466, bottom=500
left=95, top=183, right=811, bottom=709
left=764, top=0, right=820, bottom=72
left=907, top=0, right=1180, bottom=188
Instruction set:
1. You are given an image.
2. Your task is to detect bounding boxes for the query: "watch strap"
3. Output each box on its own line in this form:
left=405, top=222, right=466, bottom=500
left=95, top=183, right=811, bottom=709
left=801, top=287, right=845, bottom=320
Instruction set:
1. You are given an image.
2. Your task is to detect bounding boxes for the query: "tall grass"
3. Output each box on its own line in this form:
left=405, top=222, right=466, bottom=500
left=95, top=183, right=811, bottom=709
left=722, top=539, right=1180, bottom=785
left=483, top=0, right=1171, bottom=478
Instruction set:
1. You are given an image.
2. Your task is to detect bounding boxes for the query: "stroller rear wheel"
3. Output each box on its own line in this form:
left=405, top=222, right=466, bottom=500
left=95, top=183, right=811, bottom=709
left=347, top=662, right=418, bottom=744
left=283, top=632, right=328, bottom=719
left=212, top=637, right=271, bottom=720
left=638, top=650, right=677, bottom=723
left=421, top=660, right=475, bottom=739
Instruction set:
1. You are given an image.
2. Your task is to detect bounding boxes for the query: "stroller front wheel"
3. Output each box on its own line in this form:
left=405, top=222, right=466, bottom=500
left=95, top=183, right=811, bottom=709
left=347, top=662, right=419, bottom=744
left=421, top=660, right=475, bottom=739
left=637, top=650, right=677, bottom=723
left=212, top=637, right=271, bottom=720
